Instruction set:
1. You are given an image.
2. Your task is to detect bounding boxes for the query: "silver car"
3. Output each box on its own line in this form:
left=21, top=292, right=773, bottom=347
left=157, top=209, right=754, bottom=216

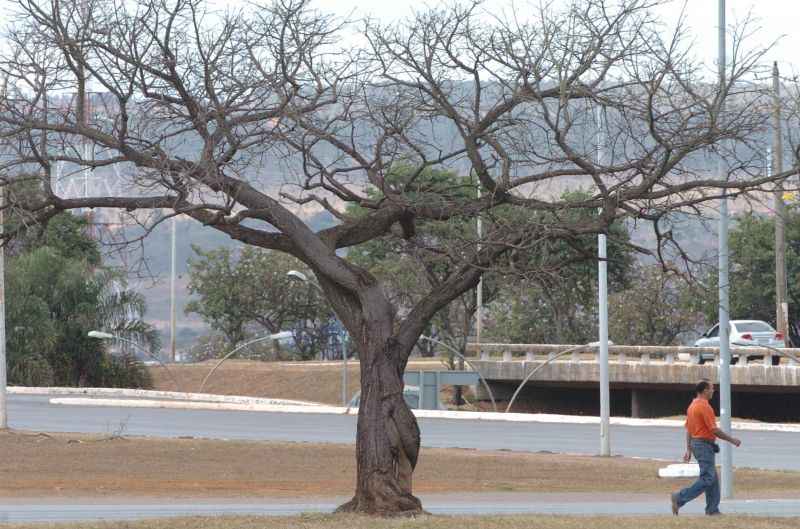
left=694, top=320, right=785, bottom=365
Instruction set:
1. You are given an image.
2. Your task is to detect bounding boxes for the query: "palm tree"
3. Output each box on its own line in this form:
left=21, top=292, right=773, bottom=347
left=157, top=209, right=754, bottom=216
left=7, top=214, right=158, bottom=387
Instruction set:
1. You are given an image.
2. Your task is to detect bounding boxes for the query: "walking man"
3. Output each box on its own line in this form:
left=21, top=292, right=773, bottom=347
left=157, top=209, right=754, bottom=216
left=671, top=379, right=741, bottom=516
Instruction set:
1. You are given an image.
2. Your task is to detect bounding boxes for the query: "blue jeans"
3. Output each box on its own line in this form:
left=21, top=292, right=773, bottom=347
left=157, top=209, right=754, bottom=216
left=676, top=439, right=720, bottom=514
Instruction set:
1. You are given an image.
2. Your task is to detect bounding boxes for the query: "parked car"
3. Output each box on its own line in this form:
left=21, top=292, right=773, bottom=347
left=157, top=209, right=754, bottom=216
left=694, top=320, right=784, bottom=365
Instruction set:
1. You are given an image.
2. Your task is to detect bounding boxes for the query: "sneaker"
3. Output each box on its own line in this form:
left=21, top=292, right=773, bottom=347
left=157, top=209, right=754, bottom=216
left=671, top=493, right=680, bottom=516
left=707, top=511, right=723, bottom=516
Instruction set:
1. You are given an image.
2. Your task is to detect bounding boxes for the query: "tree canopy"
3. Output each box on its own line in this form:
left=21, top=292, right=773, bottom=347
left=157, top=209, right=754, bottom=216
left=185, top=245, right=335, bottom=358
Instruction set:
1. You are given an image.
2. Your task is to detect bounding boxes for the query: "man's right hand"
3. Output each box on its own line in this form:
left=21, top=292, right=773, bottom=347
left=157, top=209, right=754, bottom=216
left=732, top=438, right=741, bottom=447
left=683, top=450, right=691, bottom=463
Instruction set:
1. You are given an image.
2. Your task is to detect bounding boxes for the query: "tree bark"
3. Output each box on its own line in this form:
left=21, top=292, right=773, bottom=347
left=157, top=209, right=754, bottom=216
left=336, top=335, right=423, bottom=515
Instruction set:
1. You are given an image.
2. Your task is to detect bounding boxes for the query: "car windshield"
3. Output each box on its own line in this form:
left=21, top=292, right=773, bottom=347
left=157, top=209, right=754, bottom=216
left=734, top=321, right=774, bottom=333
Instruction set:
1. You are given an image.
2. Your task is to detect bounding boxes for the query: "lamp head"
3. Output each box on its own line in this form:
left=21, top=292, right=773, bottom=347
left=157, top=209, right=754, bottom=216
left=88, top=330, right=114, bottom=340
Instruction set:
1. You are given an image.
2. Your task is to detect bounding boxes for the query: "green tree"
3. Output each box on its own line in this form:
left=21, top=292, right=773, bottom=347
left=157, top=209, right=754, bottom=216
left=693, top=209, right=800, bottom=344
left=347, top=166, right=503, bottom=404
left=347, top=166, right=501, bottom=357
left=7, top=214, right=157, bottom=387
left=608, top=265, right=704, bottom=345
left=487, top=192, right=635, bottom=345
left=185, top=246, right=334, bottom=357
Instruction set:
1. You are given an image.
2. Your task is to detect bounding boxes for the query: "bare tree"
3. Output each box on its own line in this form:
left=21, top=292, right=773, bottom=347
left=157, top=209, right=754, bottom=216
left=0, top=0, right=791, bottom=515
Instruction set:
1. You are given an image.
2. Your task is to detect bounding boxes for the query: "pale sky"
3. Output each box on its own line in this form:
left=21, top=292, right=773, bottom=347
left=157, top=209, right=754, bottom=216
left=2, top=0, right=800, bottom=74
left=307, top=0, right=800, bottom=75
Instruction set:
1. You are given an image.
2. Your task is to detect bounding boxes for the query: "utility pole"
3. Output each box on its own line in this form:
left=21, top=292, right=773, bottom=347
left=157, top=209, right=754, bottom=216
left=717, top=0, right=734, bottom=500
left=773, top=62, right=788, bottom=347
left=79, top=0, right=93, bottom=232
left=596, top=105, right=610, bottom=457
left=0, top=187, right=6, bottom=430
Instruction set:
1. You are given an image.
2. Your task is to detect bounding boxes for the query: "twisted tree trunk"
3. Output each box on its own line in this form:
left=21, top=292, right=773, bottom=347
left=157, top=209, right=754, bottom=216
left=336, top=336, right=423, bottom=515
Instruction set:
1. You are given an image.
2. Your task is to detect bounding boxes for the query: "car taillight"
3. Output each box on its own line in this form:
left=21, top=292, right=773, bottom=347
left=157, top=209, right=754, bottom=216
left=776, top=332, right=784, bottom=340
left=741, top=333, right=753, bottom=341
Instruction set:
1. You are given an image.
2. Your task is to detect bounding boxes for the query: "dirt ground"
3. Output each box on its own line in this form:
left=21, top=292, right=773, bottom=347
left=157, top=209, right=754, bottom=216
left=1, top=430, right=798, bottom=500
left=7, top=515, right=799, bottom=529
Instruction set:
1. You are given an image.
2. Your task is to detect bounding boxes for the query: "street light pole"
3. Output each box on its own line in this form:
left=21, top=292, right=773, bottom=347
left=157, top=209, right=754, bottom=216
left=717, top=0, right=734, bottom=500
left=286, top=270, right=349, bottom=406
left=199, top=331, right=293, bottom=393
left=476, top=186, right=484, bottom=359
left=169, top=216, right=177, bottom=362
left=596, top=104, right=610, bottom=457
left=87, top=330, right=182, bottom=392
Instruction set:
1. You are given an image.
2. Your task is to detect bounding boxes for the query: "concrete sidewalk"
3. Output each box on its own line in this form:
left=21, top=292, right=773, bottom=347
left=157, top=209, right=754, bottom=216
left=2, top=493, right=799, bottom=522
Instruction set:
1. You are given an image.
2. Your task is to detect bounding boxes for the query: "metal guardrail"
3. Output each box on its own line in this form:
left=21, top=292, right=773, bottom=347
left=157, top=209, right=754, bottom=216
left=465, top=343, right=800, bottom=366
left=403, top=370, right=482, bottom=410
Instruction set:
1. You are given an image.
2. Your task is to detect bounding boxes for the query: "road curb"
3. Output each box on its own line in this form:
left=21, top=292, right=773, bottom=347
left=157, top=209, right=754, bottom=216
left=49, top=398, right=346, bottom=414
left=44, top=394, right=800, bottom=433
left=10, top=386, right=321, bottom=407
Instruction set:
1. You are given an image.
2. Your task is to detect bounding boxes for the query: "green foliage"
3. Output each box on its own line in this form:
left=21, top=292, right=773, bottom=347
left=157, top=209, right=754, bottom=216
left=693, top=209, right=800, bottom=343
left=486, top=192, right=635, bottom=345
left=185, top=246, right=334, bottom=358
left=9, top=354, right=55, bottom=386
left=346, top=165, right=494, bottom=359
left=348, top=169, right=642, bottom=352
left=6, top=213, right=156, bottom=387
left=185, top=246, right=258, bottom=346
left=608, top=266, right=704, bottom=345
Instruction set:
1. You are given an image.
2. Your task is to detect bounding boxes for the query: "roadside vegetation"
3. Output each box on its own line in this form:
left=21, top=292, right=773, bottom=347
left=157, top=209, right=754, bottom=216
left=6, top=213, right=157, bottom=388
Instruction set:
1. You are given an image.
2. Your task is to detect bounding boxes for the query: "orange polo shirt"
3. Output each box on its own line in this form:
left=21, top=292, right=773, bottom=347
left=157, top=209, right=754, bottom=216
left=685, top=397, right=717, bottom=441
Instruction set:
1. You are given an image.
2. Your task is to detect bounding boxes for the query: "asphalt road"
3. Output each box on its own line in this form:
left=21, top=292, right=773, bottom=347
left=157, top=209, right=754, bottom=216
left=8, top=394, right=800, bottom=471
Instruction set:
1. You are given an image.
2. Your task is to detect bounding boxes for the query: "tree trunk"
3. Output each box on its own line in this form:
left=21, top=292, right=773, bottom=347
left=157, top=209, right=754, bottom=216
left=336, top=338, right=423, bottom=516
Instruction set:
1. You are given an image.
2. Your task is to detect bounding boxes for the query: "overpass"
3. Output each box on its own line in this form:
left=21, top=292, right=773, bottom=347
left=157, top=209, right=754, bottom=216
left=466, top=344, right=800, bottom=420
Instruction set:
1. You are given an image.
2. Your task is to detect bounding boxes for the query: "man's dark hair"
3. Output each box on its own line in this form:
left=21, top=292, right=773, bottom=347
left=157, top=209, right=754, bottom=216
left=695, top=379, right=712, bottom=395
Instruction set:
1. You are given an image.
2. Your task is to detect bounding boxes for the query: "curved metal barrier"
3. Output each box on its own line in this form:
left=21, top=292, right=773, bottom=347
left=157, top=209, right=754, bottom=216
left=504, top=344, right=590, bottom=413
left=199, top=335, right=280, bottom=393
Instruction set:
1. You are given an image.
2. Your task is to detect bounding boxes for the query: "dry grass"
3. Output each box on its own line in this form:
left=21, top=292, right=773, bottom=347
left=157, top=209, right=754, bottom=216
left=1, top=431, right=799, bottom=499
left=148, top=360, right=362, bottom=403
left=149, top=359, right=446, bottom=404
left=6, top=514, right=800, bottom=529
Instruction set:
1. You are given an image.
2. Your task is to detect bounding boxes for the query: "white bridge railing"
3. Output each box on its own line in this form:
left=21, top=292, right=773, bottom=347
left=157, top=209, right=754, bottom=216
left=465, top=343, right=800, bottom=366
